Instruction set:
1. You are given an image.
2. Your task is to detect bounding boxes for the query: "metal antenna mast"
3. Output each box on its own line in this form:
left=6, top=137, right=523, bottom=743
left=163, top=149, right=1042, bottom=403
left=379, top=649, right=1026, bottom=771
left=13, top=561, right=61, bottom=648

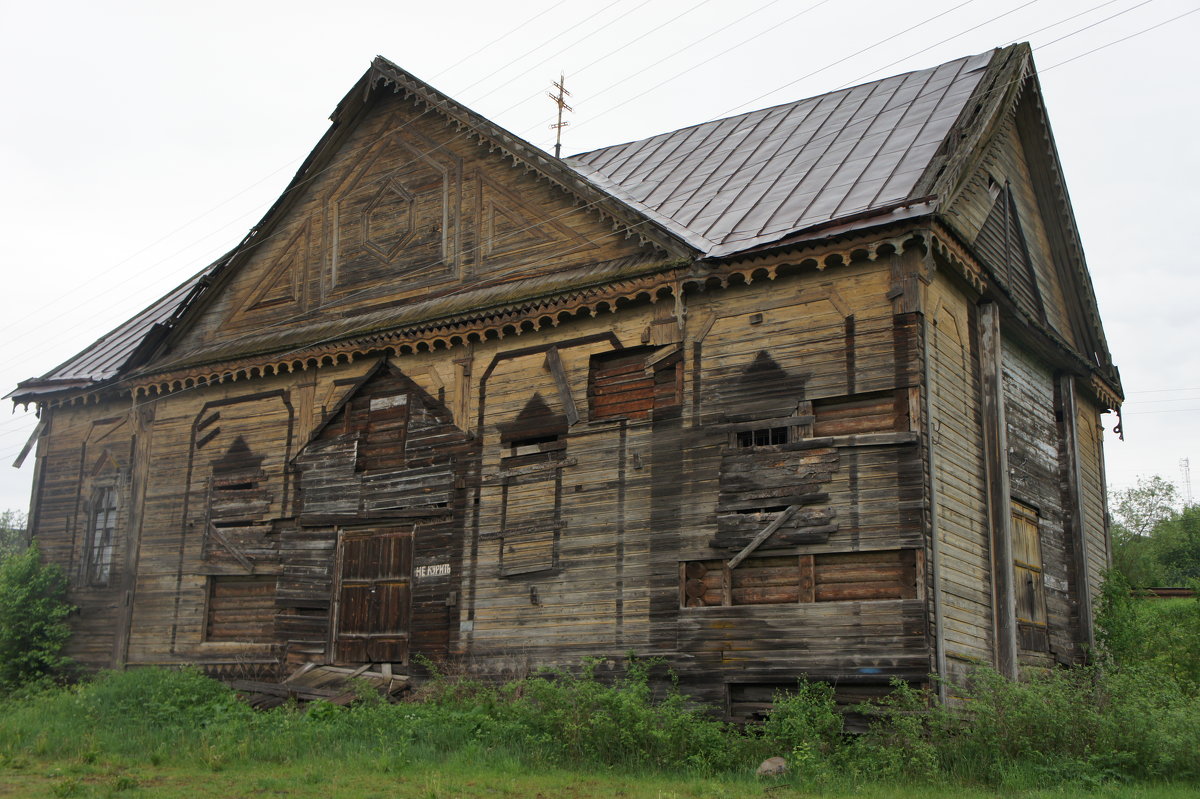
left=548, top=72, right=573, bottom=159
left=1181, top=458, right=1193, bottom=505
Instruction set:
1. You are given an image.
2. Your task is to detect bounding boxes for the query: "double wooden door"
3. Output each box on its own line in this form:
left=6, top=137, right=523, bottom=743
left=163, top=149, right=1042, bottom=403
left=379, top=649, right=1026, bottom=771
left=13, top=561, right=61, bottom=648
left=334, top=527, right=413, bottom=664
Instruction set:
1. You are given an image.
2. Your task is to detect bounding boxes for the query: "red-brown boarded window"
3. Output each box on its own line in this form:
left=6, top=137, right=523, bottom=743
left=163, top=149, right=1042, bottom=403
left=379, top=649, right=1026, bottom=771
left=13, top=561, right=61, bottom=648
left=588, top=347, right=681, bottom=421
left=681, top=550, right=918, bottom=608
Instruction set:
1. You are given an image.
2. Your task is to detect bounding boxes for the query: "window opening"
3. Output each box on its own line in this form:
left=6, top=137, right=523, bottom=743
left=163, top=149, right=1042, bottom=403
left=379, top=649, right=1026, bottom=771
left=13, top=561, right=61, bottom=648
left=88, top=486, right=117, bottom=587
left=736, top=427, right=789, bottom=448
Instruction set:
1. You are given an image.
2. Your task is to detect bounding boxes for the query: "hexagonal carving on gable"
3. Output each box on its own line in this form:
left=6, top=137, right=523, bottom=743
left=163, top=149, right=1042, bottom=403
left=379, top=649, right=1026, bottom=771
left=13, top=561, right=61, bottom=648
left=362, top=177, right=415, bottom=261
left=325, top=122, right=463, bottom=300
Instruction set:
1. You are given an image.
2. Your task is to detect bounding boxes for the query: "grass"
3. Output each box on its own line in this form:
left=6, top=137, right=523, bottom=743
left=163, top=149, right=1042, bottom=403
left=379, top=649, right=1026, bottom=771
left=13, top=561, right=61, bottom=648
left=2, top=755, right=1198, bottom=799
left=1, top=582, right=1198, bottom=797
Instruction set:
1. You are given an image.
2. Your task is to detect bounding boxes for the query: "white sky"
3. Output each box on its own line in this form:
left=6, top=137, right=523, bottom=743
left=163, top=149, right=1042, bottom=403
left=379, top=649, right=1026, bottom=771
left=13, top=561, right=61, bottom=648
left=0, top=0, right=1197, bottom=511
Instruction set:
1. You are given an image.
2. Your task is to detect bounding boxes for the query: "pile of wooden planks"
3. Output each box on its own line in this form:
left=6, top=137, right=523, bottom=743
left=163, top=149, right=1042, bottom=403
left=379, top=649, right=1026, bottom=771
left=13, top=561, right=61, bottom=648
left=228, top=663, right=412, bottom=709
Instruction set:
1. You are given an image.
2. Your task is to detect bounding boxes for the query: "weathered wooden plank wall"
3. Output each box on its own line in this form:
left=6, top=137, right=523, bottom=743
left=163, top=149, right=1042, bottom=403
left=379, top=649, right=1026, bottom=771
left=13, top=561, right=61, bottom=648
left=926, top=274, right=994, bottom=680
left=1074, top=391, right=1111, bottom=603
left=1001, top=338, right=1078, bottom=666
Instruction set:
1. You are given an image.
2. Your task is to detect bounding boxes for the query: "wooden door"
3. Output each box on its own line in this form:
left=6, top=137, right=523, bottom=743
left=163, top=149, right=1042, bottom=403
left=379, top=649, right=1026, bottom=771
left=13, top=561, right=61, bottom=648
left=334, top=528, right=413, bottom=664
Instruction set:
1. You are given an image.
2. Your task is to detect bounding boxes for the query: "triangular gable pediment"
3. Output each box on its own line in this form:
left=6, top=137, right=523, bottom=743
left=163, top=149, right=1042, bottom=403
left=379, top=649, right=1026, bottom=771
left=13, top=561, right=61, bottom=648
left=932, top=46, right=1118, bottom=394
left=973, top=183, right=1044, bottom=321
left=298, top=360, right=458, bottom=459
left=147, top=59, right=694, bottom=373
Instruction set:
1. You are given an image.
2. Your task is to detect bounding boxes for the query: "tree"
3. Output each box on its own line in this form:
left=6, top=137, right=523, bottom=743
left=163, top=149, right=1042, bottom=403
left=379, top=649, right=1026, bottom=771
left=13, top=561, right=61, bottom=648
left=0, top=510, right=73, bottom=692
left=1109, top=476, right=1200, bottom=587
left=1110, top=476, right=1181, bottom=538
left=1152, top=506, right=1200, bottom=585
left=0, top=509, right=28, bottom=559
left=1109, top=477, right=1180, bottom=586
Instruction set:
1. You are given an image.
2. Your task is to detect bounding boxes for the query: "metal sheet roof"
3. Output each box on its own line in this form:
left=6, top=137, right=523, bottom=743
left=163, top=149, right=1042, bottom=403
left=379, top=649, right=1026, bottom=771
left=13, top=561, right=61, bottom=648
left=15, top=50, right=993, bottom=397
left=566, top=51, right=991, bottom=257
left=10, top=265, right=216, bottom=399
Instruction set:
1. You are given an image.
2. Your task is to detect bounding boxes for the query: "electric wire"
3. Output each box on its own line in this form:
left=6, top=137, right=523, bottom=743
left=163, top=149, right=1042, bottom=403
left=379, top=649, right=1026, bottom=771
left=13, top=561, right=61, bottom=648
left=0, top=2, right=1192, bottom=457
left=0, top=0, right=1180, bottom=379
left=0, top=0, right=781, bottom=349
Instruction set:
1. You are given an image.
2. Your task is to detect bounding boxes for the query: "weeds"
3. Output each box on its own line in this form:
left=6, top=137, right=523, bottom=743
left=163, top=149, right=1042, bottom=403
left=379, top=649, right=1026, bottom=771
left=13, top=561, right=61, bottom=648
left=2, top=588, right=1199, bottom=792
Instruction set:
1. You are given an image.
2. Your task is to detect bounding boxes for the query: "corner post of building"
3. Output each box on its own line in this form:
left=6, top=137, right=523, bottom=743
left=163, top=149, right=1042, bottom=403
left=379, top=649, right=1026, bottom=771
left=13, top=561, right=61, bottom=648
left=1057, top=373, right=1094, bottom=653
left=978, top=301, right=1018, bottom=679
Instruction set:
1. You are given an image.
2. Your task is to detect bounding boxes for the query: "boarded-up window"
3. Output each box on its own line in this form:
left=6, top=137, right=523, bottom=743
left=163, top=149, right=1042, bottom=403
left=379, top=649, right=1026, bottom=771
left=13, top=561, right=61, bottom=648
left=205, top=575, right=277, bottom=642
left=499, top=438, right=562, bottom=576
left=588, top=347, right=681, bottom=421
left=682, top=550, right=917, bottom=608
left=356, top=393, right=409, bottom=472
left=1012, top=500, right=1047, bottom=647
left=205, top=438, right=272, bottom=564
left=812, top=391, right=908, bottom=436
left=87, top=486, right=118, bottom=587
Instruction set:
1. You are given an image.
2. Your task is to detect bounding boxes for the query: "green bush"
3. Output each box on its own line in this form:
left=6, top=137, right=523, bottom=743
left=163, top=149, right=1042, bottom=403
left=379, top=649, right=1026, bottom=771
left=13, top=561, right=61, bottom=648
left=759, top=679, right=842, bottom=778
left=1096, top=570, right=1200, bottom=690
left=0, top=544, right=74, bottom=693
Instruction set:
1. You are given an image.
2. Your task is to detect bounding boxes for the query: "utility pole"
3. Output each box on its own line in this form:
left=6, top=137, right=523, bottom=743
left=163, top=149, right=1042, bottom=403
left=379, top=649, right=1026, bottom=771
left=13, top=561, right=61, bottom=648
left=1181, top=457, right=1193, bottom=505
left=547, top=72, right=572, bottom=159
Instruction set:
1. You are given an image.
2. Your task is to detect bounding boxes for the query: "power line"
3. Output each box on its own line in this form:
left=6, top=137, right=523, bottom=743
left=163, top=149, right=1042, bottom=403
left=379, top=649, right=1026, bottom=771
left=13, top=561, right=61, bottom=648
left=0, top=0, right=758, bottom=354
left=0, top=0, right=635, bottom=343
left=7, top=0, right=1190, bottom=383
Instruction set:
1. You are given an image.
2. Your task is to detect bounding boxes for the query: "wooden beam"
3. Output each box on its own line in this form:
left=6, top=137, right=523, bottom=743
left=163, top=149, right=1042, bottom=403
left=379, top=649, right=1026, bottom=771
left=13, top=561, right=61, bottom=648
left=1059, top=374, right=1094, bottom=652
left=12, top=420, right=44, bottom=469
left=544, top=346, right=580, bottom=426
left=727, top=505, right=800, bottom=570
left=922, top=309, right=948, bottom=701
left=207, top=523, right=256, bottom=574
left=978, top=302, right=1017, bottom=679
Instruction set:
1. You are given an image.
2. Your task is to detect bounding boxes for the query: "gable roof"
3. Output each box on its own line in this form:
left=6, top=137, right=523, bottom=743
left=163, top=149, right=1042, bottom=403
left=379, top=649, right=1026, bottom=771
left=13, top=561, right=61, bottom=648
left=16, top=44, right=1114, bottom=404
left=567, top=51, right=992, bottom=258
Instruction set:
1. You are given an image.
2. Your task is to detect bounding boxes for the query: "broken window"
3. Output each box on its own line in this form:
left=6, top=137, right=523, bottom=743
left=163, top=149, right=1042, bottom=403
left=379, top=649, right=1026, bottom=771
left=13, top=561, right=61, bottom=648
left=1012, top=500, right=1048, bottom=648
left=87, top=485, right=118, bottom=587
left=681, top=550, right=918, bottom=608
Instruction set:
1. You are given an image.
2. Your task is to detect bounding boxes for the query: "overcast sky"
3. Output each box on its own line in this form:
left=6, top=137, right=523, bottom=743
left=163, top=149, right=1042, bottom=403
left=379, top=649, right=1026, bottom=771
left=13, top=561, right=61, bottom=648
left=0, top=0, right=1197, bottom=511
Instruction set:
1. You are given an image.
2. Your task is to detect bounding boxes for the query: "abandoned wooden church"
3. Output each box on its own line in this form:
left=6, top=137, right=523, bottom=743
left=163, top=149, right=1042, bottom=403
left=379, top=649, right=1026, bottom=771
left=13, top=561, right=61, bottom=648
left=11, top=43, right=1122, bottom=714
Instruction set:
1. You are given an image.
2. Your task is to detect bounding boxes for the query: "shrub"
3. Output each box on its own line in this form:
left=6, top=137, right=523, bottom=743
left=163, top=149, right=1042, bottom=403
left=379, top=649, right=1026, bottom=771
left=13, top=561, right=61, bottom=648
left=77, top=667, right=249, bottom=730
left=1096, top=570, right=1200, bottom=691
left=0, top=544, right=74, bottom=692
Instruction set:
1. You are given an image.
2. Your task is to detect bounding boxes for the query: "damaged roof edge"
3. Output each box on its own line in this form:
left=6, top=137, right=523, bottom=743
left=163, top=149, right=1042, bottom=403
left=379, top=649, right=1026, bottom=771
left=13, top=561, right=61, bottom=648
left=6, top=259, right=224, bottom=403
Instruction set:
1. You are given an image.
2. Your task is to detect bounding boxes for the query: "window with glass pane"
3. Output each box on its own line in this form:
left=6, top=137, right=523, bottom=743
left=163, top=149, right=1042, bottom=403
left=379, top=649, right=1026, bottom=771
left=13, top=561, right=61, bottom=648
left=88, top=486, right=117, bottom=586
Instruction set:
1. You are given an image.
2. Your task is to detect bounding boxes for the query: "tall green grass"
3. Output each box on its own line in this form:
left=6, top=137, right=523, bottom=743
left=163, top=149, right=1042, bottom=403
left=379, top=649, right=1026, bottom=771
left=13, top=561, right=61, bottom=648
left=2, top=582, right=1198, bottom=791
left=0, top=657, right=760, bottom=777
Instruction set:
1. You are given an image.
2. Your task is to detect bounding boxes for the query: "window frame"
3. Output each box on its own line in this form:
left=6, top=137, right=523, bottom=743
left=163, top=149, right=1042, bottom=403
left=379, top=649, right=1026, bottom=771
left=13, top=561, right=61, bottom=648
left=86, top=484, right=118, bottom=587
left=1010, top=499, right=1048, bottom=629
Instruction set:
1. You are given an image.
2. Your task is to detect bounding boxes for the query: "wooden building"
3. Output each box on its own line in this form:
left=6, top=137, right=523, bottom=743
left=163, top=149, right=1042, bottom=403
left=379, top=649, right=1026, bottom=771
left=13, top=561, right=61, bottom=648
left=10, top=44, right=1121, bottom=714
